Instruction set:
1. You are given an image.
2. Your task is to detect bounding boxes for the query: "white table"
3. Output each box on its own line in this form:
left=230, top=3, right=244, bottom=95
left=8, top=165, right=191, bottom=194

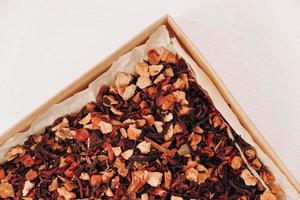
left=1, top=0, right=300, bottom=182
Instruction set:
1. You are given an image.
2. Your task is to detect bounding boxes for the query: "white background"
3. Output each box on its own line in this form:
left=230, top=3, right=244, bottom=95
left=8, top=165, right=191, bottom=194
left=1, top=0, right=300, bottom=182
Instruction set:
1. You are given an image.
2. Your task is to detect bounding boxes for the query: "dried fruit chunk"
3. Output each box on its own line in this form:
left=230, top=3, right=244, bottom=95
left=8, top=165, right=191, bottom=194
left=164, top=67, right=174, bottom=77
left=22, top=154, right=35, bottom=168
left=104, top=95, right=119, bottom=106
left=0, top=168, right=5, bottom=180
left=112, top=146, right=122, bottom=156
left=49, top=178, right=58, bottom=191
left=189, top=132, right=202, bottom=148
left=128, top=170, right=148, bottom=193
left=154, top=74, right=165, bottom=84
left=135, top=63, right=149, bottom=77
left=102, top=171, right=114, bottom=183
left=57, top=187, right=76, bottom=200
left=185, top=168, right=198, bottom=182
left=137, top=141, right=151, bottom=154
left=194, top=126, right=204, bottom=134
left=33, top=134, right=42, bottom=143
left=121, top=84, right=136, bottom=100
left=115, top=72, right=133, bottom=87
left=99, top=121, right=113, bottom=134
left=123, top=118, right=136, bottom=124
left=241, top=169, right=258, bottom=186
left=197, top=164, right=207, bottom=172
left=252, top=159, right=262, bottom=170
left=64, top=180, right=76, bottom=191
left=150, top=187, right=167, bottom=197
left=270, top=183, right=283, bottom=197
left=110, top=107, right=123, bottom=116
left=79, top=172, right=90, bottom=181
left=231, top=156, right=243, bottom=169
left=173, top=74, right=188, bottom=90
left=171, top=196, right=183, bottom=200
left=261, top=169, right=275, bottom=185
left=172, top=90, right=188, bottom=104
left=136, top=119, right=146, bottom=127
left=149, top=64, right=163, bottom=76
left=5, top=145, right=26, bottom=161
left=120, top=127, right=127, bottom=138
left=147, top=86, right=158, bottom=97
left=25, top=169, right=38, bottom=181
left=143, top=115, right=155, bottom=126
left=163, top=112, right=173, bottom=122
left=22, top=180, right=34, bottom=196
left=79, top=113, right=91, bottom=125
left=165, top=52, right=177, bottom=64
left=178, top=144, right=190, bottom=156
left=245, top=148, right=256, bottom=160
left=106, top=187, right=114, bottom=197
left=159, top=47, right=169, bottom=61
left=260, top=191, right=277, bottom=200
left=55, top=128, right=76, bottom=141
left=178, top=105, right=191, bottom=116
left=0, top=182, right=14, bottom=198
left=111, top=176, right=120, bottom=189
left=146, top=171, right=163, bottom=187
left=64, top=162, right=77, bottom=178
left=136, top=76, right=152, bottom=89
left=211, top=114, right=225, bottom=129
left=198, top=169, right=212, bottom=185
left=121, top=149, right=134, bottom=160
left=173, top=121, right=185, bottom=134
left=260, top=169, right=282, bottom=197
left=148, top=49, right=160, bottom=65
left=158, top=94, right=175, bottom=110
left=164, top=170, right=172, bottom=189
left=164, top=124, right=174, bottom=141
left=114, top=158, right=128, bottom=177
left=154, top=121, right=163, bottom=133
left=52, top=117, right=69, bottom=131
left=127, top=124, right=142, bottom=140
left=91, top=175, right=103, bottom=185
left=75, top=128, right=90, bottom=141
left=141, top=193, right=149, bottom=200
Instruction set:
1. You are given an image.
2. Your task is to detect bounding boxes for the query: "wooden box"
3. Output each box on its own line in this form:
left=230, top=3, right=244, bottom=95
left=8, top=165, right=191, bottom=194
left=1, top=15, right=299, bottom=194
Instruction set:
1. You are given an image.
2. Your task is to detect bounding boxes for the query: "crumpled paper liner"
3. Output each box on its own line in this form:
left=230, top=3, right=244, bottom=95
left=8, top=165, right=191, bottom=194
left=0, top=25, right=298, bottom=199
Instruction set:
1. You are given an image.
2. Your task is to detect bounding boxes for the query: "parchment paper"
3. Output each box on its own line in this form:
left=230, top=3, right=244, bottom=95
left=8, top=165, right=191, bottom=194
left=0, top=25, right=298, bottom=199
